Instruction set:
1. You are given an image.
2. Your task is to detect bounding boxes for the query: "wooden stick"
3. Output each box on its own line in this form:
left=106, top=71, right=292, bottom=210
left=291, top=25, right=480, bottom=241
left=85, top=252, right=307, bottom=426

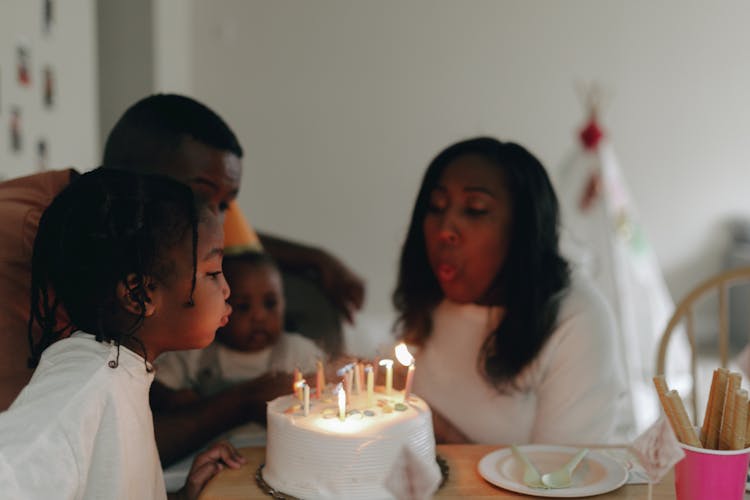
left=668, top=390, right=702, bottom=447
left=703, top=368, right=729, bottom=450
left=653, top=376, right=683, bottom=441
left=704, top=368, right=729, bottom=449
left=731, top=389, right=748, bottom=450
left=719, top=372, right=742, bottom=450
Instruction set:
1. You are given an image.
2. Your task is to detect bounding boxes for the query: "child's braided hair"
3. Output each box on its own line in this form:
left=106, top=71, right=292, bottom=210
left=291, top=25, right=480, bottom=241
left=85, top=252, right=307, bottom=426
left=28, top=168, right=200, bottom=368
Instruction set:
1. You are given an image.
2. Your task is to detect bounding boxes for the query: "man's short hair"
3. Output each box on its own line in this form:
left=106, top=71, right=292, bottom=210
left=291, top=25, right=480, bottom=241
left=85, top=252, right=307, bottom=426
left=102, top=94, right=243, bottom=173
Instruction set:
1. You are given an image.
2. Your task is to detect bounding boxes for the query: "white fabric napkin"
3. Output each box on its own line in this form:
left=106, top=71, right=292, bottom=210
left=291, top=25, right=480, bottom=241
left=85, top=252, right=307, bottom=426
left=629, top=416, right=685, bottom=483
left=383, top=446, right=442, bottom=500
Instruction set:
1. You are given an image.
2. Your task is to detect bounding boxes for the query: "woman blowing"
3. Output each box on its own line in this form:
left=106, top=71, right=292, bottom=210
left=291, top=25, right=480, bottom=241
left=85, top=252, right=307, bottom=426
left=393, top=137, right=631, bottom=445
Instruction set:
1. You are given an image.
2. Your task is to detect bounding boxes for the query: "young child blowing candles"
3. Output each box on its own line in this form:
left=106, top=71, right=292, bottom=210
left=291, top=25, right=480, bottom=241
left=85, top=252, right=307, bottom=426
left=0, top=169, right=245, bottom=500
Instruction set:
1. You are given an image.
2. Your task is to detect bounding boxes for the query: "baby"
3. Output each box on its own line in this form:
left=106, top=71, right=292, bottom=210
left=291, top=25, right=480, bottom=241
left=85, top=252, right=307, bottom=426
left=155, top=251, right=324, bottom=396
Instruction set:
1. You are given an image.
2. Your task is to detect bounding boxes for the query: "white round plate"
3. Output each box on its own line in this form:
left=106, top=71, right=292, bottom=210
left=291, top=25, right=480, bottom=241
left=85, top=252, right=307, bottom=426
left=477, top=445, right=628, bottom=498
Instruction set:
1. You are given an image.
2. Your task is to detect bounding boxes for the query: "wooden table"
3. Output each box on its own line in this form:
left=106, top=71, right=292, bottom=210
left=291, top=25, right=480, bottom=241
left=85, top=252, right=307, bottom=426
left=199, top=444, right=676, bottom=499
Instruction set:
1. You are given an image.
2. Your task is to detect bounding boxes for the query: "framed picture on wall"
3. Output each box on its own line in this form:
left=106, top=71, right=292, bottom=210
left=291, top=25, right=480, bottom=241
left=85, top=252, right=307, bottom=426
left=1, top=0, right=97, bottom=179
left=16, top=45, right=31, bottom=87
left=36, top=138, right=48, bottom=170
left=10, top=107, right=22, bottom=153
left=43, top=0, right=54, bottom=34
left=43, top=65, right=54, bottom=108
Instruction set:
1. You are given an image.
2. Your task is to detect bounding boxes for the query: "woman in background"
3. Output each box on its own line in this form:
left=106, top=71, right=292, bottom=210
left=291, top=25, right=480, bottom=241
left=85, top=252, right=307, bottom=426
left=393, top=137, right=631, bottom=444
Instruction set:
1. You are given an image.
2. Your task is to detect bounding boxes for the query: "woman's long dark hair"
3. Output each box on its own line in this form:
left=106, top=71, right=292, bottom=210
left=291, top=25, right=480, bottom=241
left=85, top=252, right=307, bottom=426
left=393, top=137, right=570, bottom=388
left=28, top=168, right=200, bottom=368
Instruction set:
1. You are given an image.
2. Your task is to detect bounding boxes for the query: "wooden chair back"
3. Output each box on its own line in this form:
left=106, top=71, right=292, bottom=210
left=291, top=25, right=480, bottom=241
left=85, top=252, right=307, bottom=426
left=656, top=266, right=750, bottom=424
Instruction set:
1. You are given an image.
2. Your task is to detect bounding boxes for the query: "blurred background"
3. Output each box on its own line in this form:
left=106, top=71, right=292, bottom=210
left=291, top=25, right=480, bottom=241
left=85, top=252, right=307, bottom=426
left=2, top=0, right=750, bottom=356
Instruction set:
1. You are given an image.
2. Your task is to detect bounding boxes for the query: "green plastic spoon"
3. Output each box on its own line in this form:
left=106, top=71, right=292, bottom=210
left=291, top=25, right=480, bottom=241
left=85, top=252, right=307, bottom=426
left=510, top=445, right=545, bottom=489
left=541, top=448, right=589, bottom=489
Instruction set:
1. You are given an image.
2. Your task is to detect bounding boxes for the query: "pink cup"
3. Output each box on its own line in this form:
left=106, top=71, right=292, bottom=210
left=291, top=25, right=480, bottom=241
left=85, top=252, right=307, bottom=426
left=674, top=443, right=750, bottom=500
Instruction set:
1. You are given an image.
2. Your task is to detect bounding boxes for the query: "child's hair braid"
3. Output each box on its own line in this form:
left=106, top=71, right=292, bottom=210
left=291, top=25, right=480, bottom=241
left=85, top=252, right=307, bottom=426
left=28, top=168, right=201, bottom=368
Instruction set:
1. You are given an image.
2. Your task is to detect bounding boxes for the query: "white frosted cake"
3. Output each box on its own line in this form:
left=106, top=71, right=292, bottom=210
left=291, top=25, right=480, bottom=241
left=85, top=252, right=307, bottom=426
left=262, top=386, right=440, bottom=499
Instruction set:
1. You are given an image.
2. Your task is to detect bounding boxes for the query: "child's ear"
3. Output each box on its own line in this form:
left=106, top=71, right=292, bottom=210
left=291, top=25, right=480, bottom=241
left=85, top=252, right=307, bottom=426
left=116, top=274, right=157, bottom=317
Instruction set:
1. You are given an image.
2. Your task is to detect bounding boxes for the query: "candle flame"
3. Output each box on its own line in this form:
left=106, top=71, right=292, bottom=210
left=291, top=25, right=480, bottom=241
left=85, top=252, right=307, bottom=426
left=379, top=358, right=393, bottom=367
left=395, top=343, right=414, bottom=366
left=294, top=379, right=306, bottom=390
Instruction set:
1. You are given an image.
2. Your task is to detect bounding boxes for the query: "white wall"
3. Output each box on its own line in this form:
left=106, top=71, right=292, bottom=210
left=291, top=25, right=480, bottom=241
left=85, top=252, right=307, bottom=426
left=180, top=1, right=750, bottom=325
left=153, top=0, right=193, bottom=95
left=0, top=0, right=98, bottom=179
left=98, top=0, right=194, bottom=151
left=97, top=0, right=154, bottom=149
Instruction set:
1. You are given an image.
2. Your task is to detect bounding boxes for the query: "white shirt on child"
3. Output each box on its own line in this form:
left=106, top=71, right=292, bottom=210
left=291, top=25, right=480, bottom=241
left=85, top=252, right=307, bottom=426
left=155, top=332, right=324, bottom=395
left=0, top=332, right=166, bottom=500
left=411, top=275, right=632, bottom=444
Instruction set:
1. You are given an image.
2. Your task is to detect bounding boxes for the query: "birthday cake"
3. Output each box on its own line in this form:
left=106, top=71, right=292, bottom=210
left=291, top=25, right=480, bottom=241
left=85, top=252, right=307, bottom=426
left=262, top=386, right=440, bottom=499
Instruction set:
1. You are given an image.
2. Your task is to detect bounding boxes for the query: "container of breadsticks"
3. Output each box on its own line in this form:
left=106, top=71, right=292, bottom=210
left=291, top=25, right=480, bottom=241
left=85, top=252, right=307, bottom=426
left=654, top=370, right=750, bottom=500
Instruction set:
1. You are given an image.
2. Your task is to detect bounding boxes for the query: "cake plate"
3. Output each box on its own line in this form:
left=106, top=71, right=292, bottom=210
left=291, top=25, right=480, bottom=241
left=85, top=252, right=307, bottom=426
left=255, top=455, right=450, bottom=499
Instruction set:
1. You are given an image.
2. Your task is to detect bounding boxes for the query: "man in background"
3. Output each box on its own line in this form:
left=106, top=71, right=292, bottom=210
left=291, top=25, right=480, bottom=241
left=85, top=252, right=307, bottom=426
left=0, top=94, right=364, bottom=462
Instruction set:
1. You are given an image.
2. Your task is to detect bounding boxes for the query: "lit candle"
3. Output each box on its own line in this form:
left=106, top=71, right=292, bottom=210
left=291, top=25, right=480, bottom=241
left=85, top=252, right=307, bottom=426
left=395, top=343, right=415, bottom=402
left=303, top=382, right=310, bottom=416
left=352, top=363, right=362, bottom=394
left=337, top=382, right=346, bottom=421
left=365, top=365, right=374, bottom=406
left=403, top=365, right=415, bottom=402
left=293, top=368, right=303, bottom=401
left=344, top=368, right=353, bottom=396
left=379, top=359, right=394, bottom=395
left=294, top=379, right=306, bottom=404
left=316, top=360, right=325, bottom=399
left=372, top=356, right=380, bottom=381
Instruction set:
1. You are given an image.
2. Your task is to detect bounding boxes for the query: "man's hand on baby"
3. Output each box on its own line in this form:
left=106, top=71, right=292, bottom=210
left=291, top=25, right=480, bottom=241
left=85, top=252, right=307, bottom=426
left=245, top=372, right=294, bottom=402
left=176, top=441, right=246, bottom=500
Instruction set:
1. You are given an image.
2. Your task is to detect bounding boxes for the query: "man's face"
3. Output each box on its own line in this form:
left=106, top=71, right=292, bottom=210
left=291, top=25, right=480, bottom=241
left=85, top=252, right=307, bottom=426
left=161, top=138, right=242, bottom=214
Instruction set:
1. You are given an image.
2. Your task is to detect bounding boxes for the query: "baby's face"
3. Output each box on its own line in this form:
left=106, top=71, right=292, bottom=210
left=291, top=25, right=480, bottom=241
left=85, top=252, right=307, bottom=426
left=218, top=262, right=284, bottom=352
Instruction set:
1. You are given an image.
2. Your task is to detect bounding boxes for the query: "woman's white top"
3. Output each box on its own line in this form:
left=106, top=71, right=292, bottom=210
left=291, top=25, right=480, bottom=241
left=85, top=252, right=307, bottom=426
left=412, top=276, right=631, bottom=444
left=0, top=333, right=166, bottom=499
